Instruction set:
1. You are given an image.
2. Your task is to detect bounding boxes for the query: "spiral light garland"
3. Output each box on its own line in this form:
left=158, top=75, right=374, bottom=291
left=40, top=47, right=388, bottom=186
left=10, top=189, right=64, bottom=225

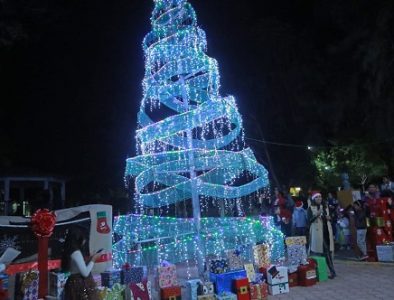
left=113, top=0, right=283, bottom=269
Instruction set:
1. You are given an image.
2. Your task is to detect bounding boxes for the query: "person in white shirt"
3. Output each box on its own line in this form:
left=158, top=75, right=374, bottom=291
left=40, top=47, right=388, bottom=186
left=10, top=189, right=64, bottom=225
left=62, top=226, right=102, bottom=300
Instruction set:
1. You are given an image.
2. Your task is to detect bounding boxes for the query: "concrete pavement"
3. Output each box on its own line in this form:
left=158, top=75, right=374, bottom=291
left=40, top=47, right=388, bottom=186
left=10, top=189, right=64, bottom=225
left=269, top=260, right=394, bottom=300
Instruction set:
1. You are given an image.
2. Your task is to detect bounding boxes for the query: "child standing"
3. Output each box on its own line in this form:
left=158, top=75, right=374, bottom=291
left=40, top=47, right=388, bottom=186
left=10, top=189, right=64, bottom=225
left=292, top=200, right=308, bottom=236
left=337, top=209, right=351, bottom=250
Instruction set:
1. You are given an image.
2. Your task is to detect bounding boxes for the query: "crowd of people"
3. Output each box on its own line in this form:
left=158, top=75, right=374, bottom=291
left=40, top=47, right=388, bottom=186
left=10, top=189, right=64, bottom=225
left=264, top=176, right=394, bottom=279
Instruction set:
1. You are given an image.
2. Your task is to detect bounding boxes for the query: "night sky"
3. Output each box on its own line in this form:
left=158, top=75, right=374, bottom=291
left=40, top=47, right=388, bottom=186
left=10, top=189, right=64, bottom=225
left=1, top=0, right=393, bottom=199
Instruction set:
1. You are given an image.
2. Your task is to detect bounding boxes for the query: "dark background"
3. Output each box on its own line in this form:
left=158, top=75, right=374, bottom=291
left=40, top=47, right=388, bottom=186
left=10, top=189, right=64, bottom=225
left=1, top=0, right=393, bottom=206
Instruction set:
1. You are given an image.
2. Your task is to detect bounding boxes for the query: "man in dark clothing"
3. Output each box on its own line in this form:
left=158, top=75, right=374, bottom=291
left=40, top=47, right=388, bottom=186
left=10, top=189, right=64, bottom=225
left=327, top=193, right=338, bottom=238
left=352, top=201, right=368, bottom=260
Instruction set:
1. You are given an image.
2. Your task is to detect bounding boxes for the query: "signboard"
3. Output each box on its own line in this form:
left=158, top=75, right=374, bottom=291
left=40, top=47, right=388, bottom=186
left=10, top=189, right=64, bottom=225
left=337, top=190, right=354, bottom=208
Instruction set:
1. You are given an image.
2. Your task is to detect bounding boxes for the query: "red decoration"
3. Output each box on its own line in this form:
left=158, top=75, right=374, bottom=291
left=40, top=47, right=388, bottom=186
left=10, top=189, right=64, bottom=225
left=31, top=209, right=56, bottom=238
left=31, top=209, right=56, bottom=298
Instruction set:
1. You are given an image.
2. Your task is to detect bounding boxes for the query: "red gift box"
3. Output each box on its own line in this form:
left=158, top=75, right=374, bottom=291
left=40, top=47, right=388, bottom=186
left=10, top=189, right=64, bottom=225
left=250, top=282, right=268, bottom=300
left=288, top=272, right=298, bottom=287
left=234, top=278, right=250, bottom=300
left=161, top=286, right=182, bottom=300
left=297, top=261, right=316, bottom=287
left=129, top=280, right=151, bottom=300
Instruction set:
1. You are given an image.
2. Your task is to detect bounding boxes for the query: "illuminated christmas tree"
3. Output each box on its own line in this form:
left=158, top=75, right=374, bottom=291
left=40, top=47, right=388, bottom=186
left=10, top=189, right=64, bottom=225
left=113, top=0, right=284, bottom=271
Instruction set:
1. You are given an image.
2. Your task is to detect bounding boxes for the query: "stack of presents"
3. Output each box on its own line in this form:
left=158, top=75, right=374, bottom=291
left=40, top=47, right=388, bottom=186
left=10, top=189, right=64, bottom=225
left=366, top=197, right=394, bottom=262
left=180, top=236, right=333, bottom=299
left=48, top=263, right=149, bottom=300
left=0, top=263, right=145, bottom=300
left=5, top=232, right=393, bottom=299
left=0, top=237, right=334, bottom=300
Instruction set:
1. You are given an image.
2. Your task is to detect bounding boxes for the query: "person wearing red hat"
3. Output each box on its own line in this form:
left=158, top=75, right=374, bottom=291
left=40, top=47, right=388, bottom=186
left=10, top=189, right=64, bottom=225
left=292, top=200, right=308, bottom=236
left=307, top=192, right=336, bottom=279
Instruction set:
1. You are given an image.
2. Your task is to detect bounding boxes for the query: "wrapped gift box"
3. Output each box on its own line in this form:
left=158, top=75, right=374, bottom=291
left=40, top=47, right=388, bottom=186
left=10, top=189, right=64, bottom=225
left=376, top=244, right=394, bottom=262
left=101, top=270, right=122, bottom=288
left=286, top=244, right=308, bottom=266
left=210, top=270, right=247, bottom=294
left=158, top=264, right=178, bottom=288
left=48, top=271, right=70, bottom=299
left=243, top=264, right=256, bottom=283
left=129, top=280, right=152, bottom=300
left=121, top=265, right=144, bottom=284
left=297, top=261, right=316, bottom=287
left=234, top=277, right=250, bottom=300
left=309, top=256, right=328, bottom=282
left=17, top=270, right=39, bottom=300
left=285, top=236, right=307, bottom=246
left=215, top=292, right=237, bottom=300
left=288, top=272, right=298, bottom=287
left=253, top=244, right=270, bottom=268
left=250, top=282, right=268, bottom=300
left=209, top=259, right=229, bottom=274
left=186, top=279, right=201, bottom=300
left=226, top=249, right=244, bottom=271
left=160, top=285, right=181, bottom=300
left=197, top=282, right=214, bottom=295
left=268, top=283, right=289, bottom=296
left=266, top=266, right=288, bottom=286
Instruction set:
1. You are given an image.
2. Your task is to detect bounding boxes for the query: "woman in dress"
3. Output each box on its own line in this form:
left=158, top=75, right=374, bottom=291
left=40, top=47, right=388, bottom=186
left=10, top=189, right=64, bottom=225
left=307, top=192, right=336, bottom=279
left=62, top=226, right=101, bottom=300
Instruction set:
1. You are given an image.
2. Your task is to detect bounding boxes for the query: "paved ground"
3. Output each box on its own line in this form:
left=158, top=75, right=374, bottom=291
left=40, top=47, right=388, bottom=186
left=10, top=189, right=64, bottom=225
left=269, top=260, right=394, bottom=300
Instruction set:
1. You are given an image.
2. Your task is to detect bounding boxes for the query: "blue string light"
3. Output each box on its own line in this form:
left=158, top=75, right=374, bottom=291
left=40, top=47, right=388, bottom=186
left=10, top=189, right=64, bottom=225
left=113, top=0, right=284, bottom=268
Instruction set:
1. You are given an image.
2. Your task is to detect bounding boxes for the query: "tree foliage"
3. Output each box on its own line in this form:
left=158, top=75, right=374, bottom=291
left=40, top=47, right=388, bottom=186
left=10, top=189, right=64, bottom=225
left=312, top=144, right=388, bottom=190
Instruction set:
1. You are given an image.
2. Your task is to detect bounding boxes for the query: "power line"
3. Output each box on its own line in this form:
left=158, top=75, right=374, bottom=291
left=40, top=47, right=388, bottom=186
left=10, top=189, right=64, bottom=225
left=245, top=136, right=394, bottom=149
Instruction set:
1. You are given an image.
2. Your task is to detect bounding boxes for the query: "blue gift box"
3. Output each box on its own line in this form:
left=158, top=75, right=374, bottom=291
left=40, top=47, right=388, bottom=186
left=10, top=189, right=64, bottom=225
left=121, top=266, right=144, bottom=284
left=209, top=270, right=247, bottom=294
left=101, top=270, right=122, bottom=288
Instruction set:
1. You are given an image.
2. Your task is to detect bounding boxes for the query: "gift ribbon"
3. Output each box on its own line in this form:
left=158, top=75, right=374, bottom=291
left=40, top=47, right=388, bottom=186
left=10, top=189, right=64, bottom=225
left=5, top=259, right=61, bottom=275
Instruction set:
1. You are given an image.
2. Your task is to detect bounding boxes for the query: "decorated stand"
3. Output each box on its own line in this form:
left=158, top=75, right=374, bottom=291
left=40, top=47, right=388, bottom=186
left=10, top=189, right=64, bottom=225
left=31, top=209, right=56, bottom=298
